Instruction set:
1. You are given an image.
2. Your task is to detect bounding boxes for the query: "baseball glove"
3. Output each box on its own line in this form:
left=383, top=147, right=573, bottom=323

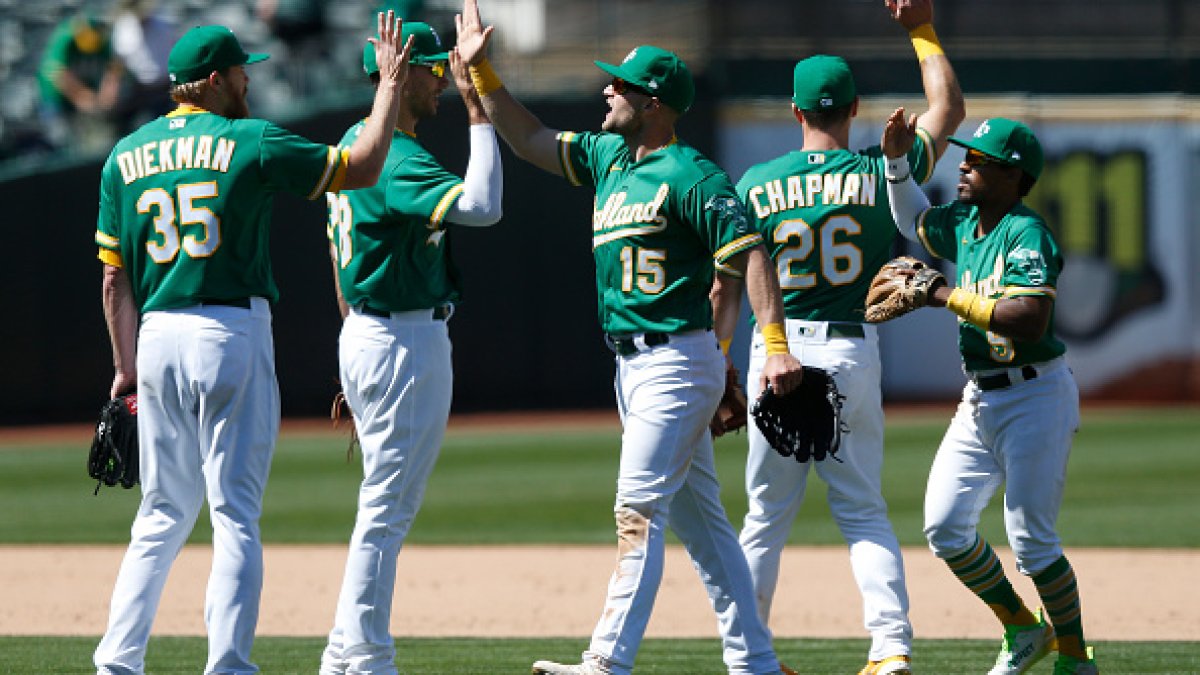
left=864, top=255, right=945, bottom=323
left=710, top=365, right=749, bottom=437
left=751, top=366, right=847, bottom=463
left=87, top=394, right=140, bottom=494
left=331, top=388, right=361, bottom=462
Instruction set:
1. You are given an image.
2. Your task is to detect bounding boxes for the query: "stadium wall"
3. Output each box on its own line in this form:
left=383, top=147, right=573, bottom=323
left=4, top=95, right=1198, bottom=425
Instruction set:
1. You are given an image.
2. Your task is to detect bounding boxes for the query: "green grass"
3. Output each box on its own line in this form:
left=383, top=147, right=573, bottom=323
left=4, top=636, right=1197, bottom=673
left=1, top=407, right=1197, bottom=672
left=2, top=406, right=1197, bottom=546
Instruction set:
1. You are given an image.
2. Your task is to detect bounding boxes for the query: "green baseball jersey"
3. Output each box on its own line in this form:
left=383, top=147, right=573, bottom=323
left=558, top=131, right=761, bottom=335
left=327, top=123, right=464, bottom=311
left=95, top=105, right=347, bottom=312
left=736, top=131, right=935, bottom=322
left=916, top=201, right=1067, bottom=371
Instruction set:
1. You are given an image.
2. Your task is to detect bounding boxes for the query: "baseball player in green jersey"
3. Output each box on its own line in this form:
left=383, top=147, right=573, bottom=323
left=93, top=15, right=414, bottom=675
left=319, top=22, right=503, bottom=675
left=883, top=114, right=1099, bottom=675
left=729, top=3, right=964, bottom=674
left=455, top=2, right=802, bottom=674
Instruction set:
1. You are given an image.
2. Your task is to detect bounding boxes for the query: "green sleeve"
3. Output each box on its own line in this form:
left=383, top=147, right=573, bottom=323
left=260, top=122, right=343, bottom=200
left=689, top=173, right=763, bottom=266
left=383, top=152, right=464, bottom=228
left=1002, top=221, right=1062, bottom=298
left=916, top=202, right=969, bottom=263
left=94, top=151, right=121, bottom=261
left=556, top=131, right=622, bottom=188
left=908, top=129, right=936, bottom=185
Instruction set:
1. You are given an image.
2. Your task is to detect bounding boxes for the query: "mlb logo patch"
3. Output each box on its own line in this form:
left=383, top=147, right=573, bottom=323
left=170, top=118, right=187, bottom=130
left=808, top=153, right=826, bottom=164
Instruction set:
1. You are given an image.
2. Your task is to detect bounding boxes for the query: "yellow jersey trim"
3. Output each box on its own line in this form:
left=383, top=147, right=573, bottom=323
left=915, top=127, right=936, bottom=184
left=1002, top=286, right=1057, bottom=299
left=95, top=231, right=119, bottom=248
left=309, top=146, right=343, bottom=200
left=557, top=132, right=581, bottom=186
left=167, top=104, right=207, bottom=117
left=713, top=233, right=763, bottom=262
left=916, top=209, right=943, bottom=259
left=98, top=248, right=123, bottom=267
left=431, top=183, right=465, bottom=227
left=714, top=261, right=744, bottom=278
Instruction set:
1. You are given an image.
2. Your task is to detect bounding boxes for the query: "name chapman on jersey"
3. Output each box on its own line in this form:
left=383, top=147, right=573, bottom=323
left=114, top=135, right=236, bottom=184
left=744, top=173, right=878, bottom=217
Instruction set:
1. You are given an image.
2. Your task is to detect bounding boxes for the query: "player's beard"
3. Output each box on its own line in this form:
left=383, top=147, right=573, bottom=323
left=221, top=86, right=251, bottom=119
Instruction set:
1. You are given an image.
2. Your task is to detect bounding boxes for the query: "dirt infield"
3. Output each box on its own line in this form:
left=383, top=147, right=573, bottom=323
left=4, top=544, right=1195, bottom=640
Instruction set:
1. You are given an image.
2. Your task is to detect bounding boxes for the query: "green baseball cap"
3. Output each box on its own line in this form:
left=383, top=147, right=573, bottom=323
left=168, top=25, right=268, bottom=85
left=950, top=117, right=1044, bottom=179
left=594, top=45, right=694, bottom=114
left=792, top=55, right=856, bottom=111
left=363, top=21, right=448, bottom=75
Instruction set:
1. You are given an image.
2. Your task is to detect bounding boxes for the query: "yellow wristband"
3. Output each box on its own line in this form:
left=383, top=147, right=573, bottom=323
left=945, top=288, right=997, bottom=330
left=760, top=322, right=790, bottom=356
left=469, top=58, right=503, bottom=97
left=909, top=23, right=944, bottom=62
left=719, top=338, right=732, bottom=355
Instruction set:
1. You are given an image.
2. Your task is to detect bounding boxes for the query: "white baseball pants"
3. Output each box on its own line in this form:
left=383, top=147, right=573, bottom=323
left=924, top=357, right=1079, bottom=575
left=95, top=298, right=278, bottom=675
left=320, top=308, right=453, bottom=675
left=739, top=320, right=912, bottom=662
left=581, top=330, right=779, bottom=675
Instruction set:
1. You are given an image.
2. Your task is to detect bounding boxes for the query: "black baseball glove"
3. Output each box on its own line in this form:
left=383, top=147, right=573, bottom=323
left=751, top=366, right=848, bottom=463
left=87, top=394, right=140, bottom=494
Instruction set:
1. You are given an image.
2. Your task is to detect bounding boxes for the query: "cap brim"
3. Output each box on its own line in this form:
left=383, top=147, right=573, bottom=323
left=595, top=60, right=638, bottom=86
left=245, top=52, right=270, bottom=66
left=413, top=51, right=450, bottom=65
left=948, top=135, right=1008, bottom=163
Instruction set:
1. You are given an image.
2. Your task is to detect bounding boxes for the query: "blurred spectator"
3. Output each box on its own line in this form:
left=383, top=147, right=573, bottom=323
left=36, top=13, right=124, bottom=152
left=112, top=0, right=177, bottom=128
left=255, top=0, right=328, bottom=98
left=256, top=0, right=326, bottom=47
left=376, top=0, right=427, bottom=20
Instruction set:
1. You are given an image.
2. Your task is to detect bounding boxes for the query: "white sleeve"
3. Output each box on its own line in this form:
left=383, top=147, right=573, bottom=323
left=446, top=124, right=503, bottom=227
left=885, top=155, right=930, bottom=243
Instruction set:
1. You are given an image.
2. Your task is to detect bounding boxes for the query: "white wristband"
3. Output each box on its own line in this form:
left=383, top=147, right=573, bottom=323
left=886, top=155, right=911, bottom=183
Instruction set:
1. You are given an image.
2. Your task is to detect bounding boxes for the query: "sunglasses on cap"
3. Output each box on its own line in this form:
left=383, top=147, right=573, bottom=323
left=418, top=61, right=446, bottom=78
left=964, top=149, right=1012, bottom=170
left=611, top=77, right=652, bottom=97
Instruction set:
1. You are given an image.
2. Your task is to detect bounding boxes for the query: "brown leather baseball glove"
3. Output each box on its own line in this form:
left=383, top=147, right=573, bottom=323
left=864, top=255, right=946, bottom=323
left=711, top=363, right=749, bottom=437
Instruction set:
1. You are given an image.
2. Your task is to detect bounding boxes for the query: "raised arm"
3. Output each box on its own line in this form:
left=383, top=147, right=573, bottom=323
left=446, top=45, right=503, bottom=226
left=342, top=11, right=414, bottom=189
left=887, top=0, right=965, bottom=160
left=456, top=0, right=563, bottom=176
left=881, top=106, right=932, bottom=242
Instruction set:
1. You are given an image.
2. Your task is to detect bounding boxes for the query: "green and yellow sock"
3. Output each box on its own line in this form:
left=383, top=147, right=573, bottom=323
left=945, top=536, right=1037, bottom=626
left=1034, top=555, right=1088, bottom=659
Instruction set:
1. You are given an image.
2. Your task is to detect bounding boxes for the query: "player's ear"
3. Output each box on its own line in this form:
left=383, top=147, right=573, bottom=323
left=791, top=103, right=805, bottom=125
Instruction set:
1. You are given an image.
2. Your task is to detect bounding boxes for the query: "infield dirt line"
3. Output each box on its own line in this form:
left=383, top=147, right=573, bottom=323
left=4, top=544, right=1193, bottom=640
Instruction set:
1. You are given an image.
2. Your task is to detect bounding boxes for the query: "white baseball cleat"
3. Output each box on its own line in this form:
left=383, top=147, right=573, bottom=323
left=987, top=609, right=1057, bottom=674
left=531, top=660, right=607, bottom=675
